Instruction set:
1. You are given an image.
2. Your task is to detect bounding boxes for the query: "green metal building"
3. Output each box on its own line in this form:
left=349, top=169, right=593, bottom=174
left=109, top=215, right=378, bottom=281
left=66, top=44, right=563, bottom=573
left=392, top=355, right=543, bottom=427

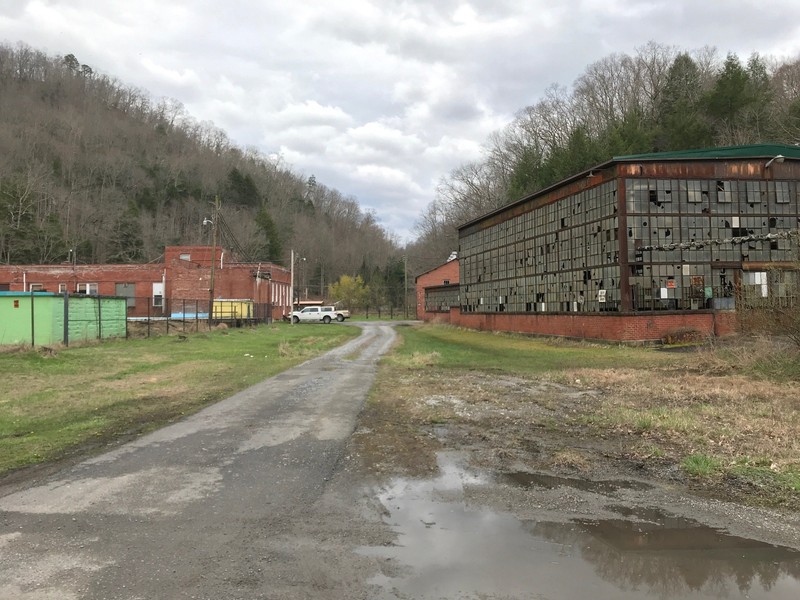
left=0, top=292, right=127, bottom=346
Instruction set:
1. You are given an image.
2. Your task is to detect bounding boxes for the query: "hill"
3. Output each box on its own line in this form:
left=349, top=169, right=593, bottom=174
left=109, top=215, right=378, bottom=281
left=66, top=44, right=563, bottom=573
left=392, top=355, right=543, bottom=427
left=0, top=43, right=401, bottom=299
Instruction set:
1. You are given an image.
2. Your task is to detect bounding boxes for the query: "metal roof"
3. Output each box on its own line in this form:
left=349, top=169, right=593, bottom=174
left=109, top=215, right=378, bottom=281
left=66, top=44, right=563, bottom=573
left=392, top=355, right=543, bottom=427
left=614, top=143, right=800, bottom=161
left=458, top=143, right=800, bottom=231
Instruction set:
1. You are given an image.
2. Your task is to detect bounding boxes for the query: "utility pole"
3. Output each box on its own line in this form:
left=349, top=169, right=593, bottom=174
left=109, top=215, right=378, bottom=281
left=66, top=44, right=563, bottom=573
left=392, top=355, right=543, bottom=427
left=290, top=249, right=295, bottom=325
left=208, top=196, right=220, bottom=327
left=403, top=254, right=408, bottom=318
left=301, top=257, right=307, bottom=300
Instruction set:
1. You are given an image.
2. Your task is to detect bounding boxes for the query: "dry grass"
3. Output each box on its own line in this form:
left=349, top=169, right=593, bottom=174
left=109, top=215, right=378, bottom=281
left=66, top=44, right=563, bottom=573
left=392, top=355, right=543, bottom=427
left=391, top=351, right=442, bottom=368
left=364, top=326, right=800, bottom=507
left=552, top=448, right=592, bottom=472
left=567, top=366, right=800, bottom=467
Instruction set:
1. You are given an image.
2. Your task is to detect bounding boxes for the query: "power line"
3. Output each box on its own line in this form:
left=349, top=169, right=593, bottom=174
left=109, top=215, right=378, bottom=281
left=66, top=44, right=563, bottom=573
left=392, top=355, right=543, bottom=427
left=216, top=212, right=253, bottom=262
left=640, top=229, right=800, bottom=252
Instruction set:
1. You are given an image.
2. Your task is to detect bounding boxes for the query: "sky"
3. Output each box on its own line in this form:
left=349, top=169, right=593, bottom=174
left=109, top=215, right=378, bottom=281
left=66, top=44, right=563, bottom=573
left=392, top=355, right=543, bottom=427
left=2, top=1, right=800, bottom=242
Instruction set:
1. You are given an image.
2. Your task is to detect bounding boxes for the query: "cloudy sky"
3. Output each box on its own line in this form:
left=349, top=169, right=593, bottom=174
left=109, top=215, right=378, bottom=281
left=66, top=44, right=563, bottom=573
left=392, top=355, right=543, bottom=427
left=2, top=1, right=800, bottom=241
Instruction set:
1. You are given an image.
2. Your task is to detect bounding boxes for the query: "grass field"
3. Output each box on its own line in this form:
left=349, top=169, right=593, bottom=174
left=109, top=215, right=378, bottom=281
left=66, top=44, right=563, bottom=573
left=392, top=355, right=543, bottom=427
left=0, top=323, right=359, bottom=475
left=386, top=324, right=679, bottom=373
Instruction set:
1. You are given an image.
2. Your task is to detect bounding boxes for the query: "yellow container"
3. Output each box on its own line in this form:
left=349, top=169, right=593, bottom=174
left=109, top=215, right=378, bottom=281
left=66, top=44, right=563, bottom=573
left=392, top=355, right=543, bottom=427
left=212, top=299, right=254, bottom=321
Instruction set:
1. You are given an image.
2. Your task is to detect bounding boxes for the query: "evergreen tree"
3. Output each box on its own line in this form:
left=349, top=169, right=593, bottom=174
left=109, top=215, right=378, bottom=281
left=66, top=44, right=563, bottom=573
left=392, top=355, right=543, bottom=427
left=254, top=207, right=282, bottom=262
left=703, top=53, right=770, bottom=144
left=507, top=147, right=544, bottom=201
left=604, top=109, right=655, bottom=157
left=655, top=53, right=713, bottom=150
left=744, top=53, right=774, bottom=139
left=226, top=168, right=261, bottom=206
left=383, top=257, right=406, bottom=308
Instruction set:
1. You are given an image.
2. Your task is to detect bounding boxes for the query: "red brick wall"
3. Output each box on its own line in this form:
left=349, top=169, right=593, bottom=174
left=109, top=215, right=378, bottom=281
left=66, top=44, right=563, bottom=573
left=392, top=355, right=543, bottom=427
left=0, top=247, right=292, bottom=320
left=415, top=260, right=460, bottom=320
left=0, top=264, right=164, bottom=308
left=165, top=246, right=218, bottom=267
left=450, top=309, right=738, bottom=343
left=164, top=257, right=291, bottom=320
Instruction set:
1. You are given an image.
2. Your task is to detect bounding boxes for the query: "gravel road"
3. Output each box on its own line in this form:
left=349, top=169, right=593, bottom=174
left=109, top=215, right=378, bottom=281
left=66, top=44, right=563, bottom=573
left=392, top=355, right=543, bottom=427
left=0, top=323, right=397, bottom=600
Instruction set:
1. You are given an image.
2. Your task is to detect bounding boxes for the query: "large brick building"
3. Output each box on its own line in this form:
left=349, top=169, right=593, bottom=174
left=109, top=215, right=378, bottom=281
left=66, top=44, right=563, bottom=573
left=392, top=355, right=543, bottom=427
left=0, top=246, right=292, bottom=321
left=419, top=144, right=800, bottom=342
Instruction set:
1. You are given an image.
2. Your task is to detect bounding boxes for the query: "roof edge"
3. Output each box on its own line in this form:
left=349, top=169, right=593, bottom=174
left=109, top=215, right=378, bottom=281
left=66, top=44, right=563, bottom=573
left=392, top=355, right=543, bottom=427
left=458, top=143, right=800, bottom=231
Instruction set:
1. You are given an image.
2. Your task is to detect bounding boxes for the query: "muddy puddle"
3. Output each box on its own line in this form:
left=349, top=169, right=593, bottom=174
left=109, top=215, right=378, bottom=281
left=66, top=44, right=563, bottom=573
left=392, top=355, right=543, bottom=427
left=362, top=453, right=800, bottom=599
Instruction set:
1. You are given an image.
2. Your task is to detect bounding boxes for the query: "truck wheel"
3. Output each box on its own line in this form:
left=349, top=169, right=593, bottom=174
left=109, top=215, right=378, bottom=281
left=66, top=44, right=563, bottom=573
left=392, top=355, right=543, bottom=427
left=336, top=314, right=344, bottom=322
left=292, top=316, right=299, bottom=324
left=323, top=315, right=331, bottom=324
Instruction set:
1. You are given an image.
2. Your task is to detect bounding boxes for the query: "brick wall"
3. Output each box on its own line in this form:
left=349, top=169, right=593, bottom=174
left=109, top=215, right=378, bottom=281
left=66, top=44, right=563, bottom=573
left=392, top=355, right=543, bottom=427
left=451, top=309, right=738, bottom=343
left=415, top=260, right=460, bottom=320
left=0, top=264, right=163, bottom=297
left=0, top=247, right=292, bottom=320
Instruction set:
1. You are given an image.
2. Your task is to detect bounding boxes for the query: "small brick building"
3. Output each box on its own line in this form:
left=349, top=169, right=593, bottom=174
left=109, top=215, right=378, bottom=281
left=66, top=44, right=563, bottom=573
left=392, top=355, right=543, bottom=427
left=415, top=257, right=459, bottom=321
left=0, top=246, right=292, bottom=321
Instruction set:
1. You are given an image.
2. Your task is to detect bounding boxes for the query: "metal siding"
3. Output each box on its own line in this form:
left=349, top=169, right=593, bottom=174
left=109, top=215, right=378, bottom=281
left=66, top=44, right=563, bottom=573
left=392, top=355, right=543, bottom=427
left=0, top=295, right=128, bottom=346
left=0, top=294, right=60, bottom=345
left=68, top=295, right=98, bottom=341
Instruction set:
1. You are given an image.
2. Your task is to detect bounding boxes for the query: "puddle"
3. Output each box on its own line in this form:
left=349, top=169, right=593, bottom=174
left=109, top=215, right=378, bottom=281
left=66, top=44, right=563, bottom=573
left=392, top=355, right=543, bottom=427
left=500, top=471, right=653, bottom=494
left=362, top=453, right=800, bottom=599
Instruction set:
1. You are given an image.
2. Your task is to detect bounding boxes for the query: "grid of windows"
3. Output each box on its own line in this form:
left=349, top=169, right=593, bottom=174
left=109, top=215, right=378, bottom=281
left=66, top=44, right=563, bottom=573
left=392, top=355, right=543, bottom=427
left=627, top=178, right=800, bottom=309
left=459, top=175, right=799, bottom=315
left=459, top=181, right=620, bottom=313
left=425, top=286, right=460, bottom=312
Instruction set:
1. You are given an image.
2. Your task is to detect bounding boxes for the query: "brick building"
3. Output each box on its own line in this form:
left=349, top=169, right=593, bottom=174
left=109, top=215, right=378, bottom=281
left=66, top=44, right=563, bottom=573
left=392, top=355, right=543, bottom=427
left=0, top=246, right=292, bottom=321
left=415, top=256, right=460, bottom=321
left=419, top=144, right=800, bottom=342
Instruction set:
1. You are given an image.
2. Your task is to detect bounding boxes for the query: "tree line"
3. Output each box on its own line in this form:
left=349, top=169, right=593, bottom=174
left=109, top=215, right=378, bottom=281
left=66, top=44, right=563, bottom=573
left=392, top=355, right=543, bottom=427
left=0, top=42, right=404, bottom=303
left=409, top=42, right=800, bottom=273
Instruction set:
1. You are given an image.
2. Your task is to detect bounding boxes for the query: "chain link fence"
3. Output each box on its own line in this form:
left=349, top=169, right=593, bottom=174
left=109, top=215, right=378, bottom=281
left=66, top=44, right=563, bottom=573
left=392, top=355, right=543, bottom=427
left=127, top=298, right=275, bottom=338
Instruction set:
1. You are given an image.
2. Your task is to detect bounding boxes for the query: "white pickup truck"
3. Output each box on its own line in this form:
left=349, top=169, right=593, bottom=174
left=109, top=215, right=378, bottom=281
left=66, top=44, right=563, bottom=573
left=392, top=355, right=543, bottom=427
left=291, top=305, right=350, bottom=324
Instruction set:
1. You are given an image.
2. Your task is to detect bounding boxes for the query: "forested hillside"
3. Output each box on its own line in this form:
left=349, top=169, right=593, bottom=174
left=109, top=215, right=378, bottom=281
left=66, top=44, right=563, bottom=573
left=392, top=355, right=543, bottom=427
left=0, top=43, right=401, bottom=299
left=410, top=43, right=800, bottom=272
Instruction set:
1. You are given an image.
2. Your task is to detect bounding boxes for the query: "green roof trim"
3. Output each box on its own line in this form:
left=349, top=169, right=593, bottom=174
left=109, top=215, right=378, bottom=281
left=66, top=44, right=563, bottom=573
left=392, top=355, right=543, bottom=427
left=614, top=143, right=800, bottom=161
left=458, top=143, right=800, bottom=231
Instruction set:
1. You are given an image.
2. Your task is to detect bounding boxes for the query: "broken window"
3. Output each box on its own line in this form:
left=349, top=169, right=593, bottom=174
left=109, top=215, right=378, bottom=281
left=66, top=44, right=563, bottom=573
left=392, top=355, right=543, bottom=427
left=742, top=271, right=769, bottom=299
left=716, top=180, right=735, bottom=203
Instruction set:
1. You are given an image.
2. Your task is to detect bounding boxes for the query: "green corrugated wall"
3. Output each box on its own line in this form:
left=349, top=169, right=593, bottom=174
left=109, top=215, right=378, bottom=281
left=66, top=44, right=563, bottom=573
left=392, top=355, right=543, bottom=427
left=0, top=293, right=127, bottom=346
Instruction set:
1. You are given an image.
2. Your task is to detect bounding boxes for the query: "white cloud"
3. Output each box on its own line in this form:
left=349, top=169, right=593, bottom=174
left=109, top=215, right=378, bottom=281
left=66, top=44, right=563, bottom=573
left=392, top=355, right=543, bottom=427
left=140, top=58, right=202, bottom=89
left=274, top=101, right=354, bottom=129
left=3, top=0, right=800, bottom=243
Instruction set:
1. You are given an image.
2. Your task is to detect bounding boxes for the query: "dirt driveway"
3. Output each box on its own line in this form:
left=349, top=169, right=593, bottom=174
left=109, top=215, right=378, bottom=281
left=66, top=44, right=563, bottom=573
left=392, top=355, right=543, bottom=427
left=347, top=365, right=800, bottom=599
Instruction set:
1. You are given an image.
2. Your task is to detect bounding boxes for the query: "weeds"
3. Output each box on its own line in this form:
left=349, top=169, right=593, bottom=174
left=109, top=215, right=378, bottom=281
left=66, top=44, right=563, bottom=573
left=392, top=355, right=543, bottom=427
left=697, top=335, right=800, bottom=380
left=682, top=454, right=722, bottom=477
